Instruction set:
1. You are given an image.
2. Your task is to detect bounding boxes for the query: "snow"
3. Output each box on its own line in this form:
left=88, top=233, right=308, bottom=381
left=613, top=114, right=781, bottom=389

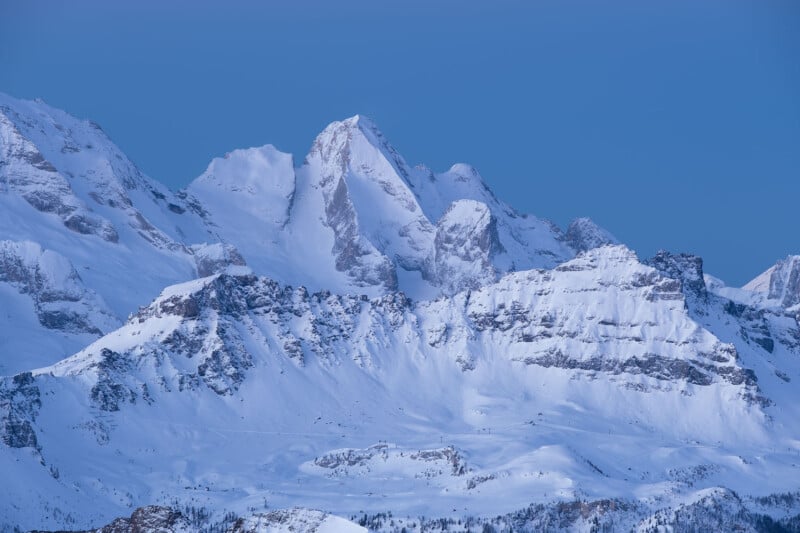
left=0, top=92, right=206, bottom=316
left=743, top=266, right=775, bottom=293
left=5, top=245, right=797, bottom=530
left=1, top=93, right=799, bottom=531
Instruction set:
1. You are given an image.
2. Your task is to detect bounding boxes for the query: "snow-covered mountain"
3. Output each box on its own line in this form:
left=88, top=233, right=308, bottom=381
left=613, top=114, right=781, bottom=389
left=0, top=93, right=214, bottom=374
left=186, top=115, right=580, bottom=299
left=743, top=255, right=800, bottom=311
left=1, top=93, right=799, bottom=532
left=0, top=239, right=118, bottom=375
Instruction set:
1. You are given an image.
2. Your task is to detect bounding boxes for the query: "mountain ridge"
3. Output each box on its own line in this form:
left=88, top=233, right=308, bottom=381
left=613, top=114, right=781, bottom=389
left=1, top=92, right=799, bottom=532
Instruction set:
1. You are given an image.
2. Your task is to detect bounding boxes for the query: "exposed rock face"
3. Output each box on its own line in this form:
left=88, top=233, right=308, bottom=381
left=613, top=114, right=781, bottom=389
left=722, top=300, right=778, bottom=354
left=453, top=245, right=764, bottom=400
left=564, top=217, right=618, bottom=252
left=3, top=93, right=800, bottom=533
left=427, top=199, right=504, bottom=293
left=191, top=243, right=248, bottom=277
left=767, top=256, right=800, bottom=309
left=51, top=273, right=416, bottom=406
left=0, top=99, right=195, bottom=249
left=0, top=240, right=117, bottom=335
left=0, top=372, right=41, bottom=450
left=26, top=245, right=764, bottom=436
left=645, top=250, right=708, bottom=302
left=311, top=444, right=468, bottom=479
left=83, top=505, right=189, bottom=533
left=323, top=175, right=398, bottom=291
left=0, top=107, right=119, bottom=242
left=305, top=116, right=430, bottom=291
left=743, top=255, right=800, bottom=311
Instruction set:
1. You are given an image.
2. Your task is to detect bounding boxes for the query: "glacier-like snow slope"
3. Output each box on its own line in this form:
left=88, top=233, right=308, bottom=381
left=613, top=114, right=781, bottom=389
left=742, top=255, right=800, bottom=311
left=0, top=93, right=213, bottom=308
left=2, top=246, right=800, bottom=531
left=1, top=93, right=607, bottom=373
left=186, top=115, right=598, bottom=299
left=0, top=240, right=118, bottom=375
left=0, top=93, right=217, bottom=368
left=1, top=93, right=799, bottom=531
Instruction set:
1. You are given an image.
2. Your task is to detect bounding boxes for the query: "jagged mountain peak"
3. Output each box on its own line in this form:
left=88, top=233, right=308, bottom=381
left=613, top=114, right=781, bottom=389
left=446, top=162, right=481, bottom=177
left=189, top=144, right=296, bottom=227
left=0, top=92, right=148, bottom=194
left=306, top=114, right=414, bottom=183
left=565, top=216, right=619, bottom=252
left=427, top=199, right=503, bottom=293
left=299, top=116, right=433, bottom=290
left=644, top=249, right=708, bottom=301
left=407, top=162, right=503, bottom=222
left=337, top=113, right=377, bottom=131
left=184, top=112, right=584, bottom=296
left=0, top=92, right=209, bottom=247
left=3, top=95, right=800, bottom=532
left=438, top=163, right=490, bottom=192
left=0, top=93, right=216, bottom=322
left=327, top=113, right=391, bottom=146
left=744, top=255, right=800, bottom=309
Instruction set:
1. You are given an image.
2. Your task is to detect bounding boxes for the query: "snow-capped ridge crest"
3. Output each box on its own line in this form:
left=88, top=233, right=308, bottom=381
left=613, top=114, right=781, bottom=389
left=427, top=199, right=503, bottom=293
left=0, top=91, right=211, bottom=255
left=306, top=114, right=415, bottom=185
left=3, top=94, right=800, bottom=532
left=644, top=249, right=708, bottom=302
left=185, top=111, right=592, bottom=296
left=744, top=255, right=800, bottom=310
left=556, top=243, right=638, bottom=271
left=565, top=217, right=619, bottom=252
left=189, top=144, right=296, bottom=228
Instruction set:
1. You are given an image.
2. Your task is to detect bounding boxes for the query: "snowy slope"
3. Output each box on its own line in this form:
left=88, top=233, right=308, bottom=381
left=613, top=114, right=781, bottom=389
left=0, top=93, right=235, bottom=370
left=186, top=115, right=586, bottom=298
left=0, top=240, right=118, bottom=374
left=744, top=255, right=800, bottom=311
left=3, top=246, right=800, bottom=531
left=186, top=116, right=429, bottom=296
left=0, top=94, right=609, bottom=310
left=0, top=92, right=220, bottom=314
left=409, top=162, right=576, bottom=273
left=1, top=94, right=799, bottom=531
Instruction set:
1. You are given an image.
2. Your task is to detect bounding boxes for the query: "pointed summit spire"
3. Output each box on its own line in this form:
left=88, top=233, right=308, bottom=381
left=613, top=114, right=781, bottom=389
left=306, top=114, right=414, bottom=187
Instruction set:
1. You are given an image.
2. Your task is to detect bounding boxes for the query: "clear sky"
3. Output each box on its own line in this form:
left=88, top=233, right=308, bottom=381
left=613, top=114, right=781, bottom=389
left=1, top=0, right=798, bottom=285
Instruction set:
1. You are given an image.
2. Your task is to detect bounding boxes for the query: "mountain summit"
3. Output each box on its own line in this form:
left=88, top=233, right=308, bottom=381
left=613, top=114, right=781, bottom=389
left=1, top=94, right=799, bottom=532
left=186, top=113, right=583, bottom=298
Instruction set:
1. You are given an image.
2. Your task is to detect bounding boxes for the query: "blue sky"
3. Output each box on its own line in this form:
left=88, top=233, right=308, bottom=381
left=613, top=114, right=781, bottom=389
left=1, top=0, right=798, bottom=285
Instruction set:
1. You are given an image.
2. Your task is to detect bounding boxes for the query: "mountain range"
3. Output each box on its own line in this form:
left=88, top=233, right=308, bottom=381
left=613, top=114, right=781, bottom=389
left=1, top=92, right=799, bottom=532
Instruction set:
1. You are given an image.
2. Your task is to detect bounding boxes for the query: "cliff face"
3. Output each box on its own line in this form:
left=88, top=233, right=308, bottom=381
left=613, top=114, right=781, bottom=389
left=1, top=93, right=799, bottom=532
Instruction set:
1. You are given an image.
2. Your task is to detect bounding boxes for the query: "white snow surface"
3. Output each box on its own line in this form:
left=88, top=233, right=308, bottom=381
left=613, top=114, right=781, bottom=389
left=744, top=255, right=800, bottom=310
left=1, top=94, right=799, bottom=531
left=0, top=92, right=209, bottom=315
left=3, top=245, right=800, bottom=530
left=185, top=114, right=577, bottom=299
